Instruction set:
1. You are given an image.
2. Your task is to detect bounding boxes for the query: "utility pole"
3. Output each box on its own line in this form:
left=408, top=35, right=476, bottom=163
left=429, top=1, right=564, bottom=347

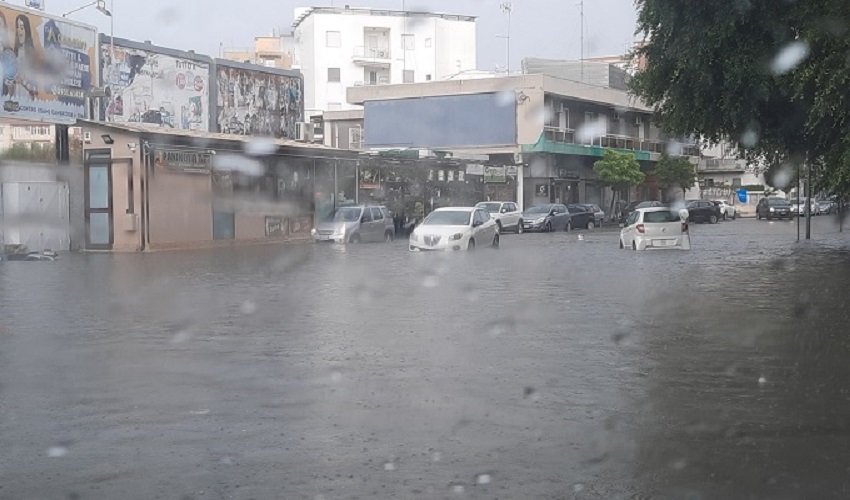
left=402, top=0, right=407, bottom=73
left=500, top=3, right=512, bottom=74
left=797, top=163, right=801, bottom=242
left=805, top=160, right=812, bottom=239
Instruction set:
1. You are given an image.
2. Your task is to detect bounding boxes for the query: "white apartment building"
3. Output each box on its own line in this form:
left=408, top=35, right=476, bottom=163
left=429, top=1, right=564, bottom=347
left=291, top=6, right=477, bottom=117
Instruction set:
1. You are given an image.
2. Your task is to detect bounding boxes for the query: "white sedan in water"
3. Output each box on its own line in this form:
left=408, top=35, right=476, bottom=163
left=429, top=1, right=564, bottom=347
left=620, top=207, right=691, bottom=251
left=409, top=207, right=500, bottom=251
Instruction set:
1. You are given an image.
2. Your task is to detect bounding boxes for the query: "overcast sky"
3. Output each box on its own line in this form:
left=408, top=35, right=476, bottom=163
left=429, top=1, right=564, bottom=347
left=36, top=0, right=638, bottom=70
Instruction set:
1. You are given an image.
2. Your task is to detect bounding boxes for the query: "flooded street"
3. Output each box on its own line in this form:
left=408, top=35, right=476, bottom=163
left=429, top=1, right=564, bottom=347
left=2, top=217, right=850, bottom=499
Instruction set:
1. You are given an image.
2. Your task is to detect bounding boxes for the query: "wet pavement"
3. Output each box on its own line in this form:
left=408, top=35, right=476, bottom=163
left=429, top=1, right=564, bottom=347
left=2, top=216, right=850, bottom=499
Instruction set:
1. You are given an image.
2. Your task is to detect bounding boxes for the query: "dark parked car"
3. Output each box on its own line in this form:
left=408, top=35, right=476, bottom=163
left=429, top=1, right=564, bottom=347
left=521, top=204, right=570, bottom=232
left=756, top=197, right=792, bottom=220
left=619, top=200, right=664, bottom=224
left=567, top=204, right=598, bottom=229
left=685, top=200, right=722, bottom=224
left=581, top=204, right=605, bottom=227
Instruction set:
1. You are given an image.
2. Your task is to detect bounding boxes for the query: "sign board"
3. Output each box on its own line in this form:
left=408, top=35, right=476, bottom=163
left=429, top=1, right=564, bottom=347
left=535, top=183, right=549, bottom=197
left=557, top=168, right=580, bottom=180
left=483, top=166, right=506, bottom=183
left=465, top=164, right=484, bottom=176
left=265, top=216, right=285, bottom=237
left=737, top=188, right=749, bottom=203
left=359, top=169, right=379, bottom=189
left=101, top=39, right=210, bottom=131
left=0, top=3, right=98, bottom=124
left=153, top=149, right=212, bottom=174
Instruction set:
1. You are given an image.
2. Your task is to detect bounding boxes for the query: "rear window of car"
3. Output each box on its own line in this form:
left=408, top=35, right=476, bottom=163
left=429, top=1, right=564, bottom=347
left=643, top=211, right=682, bottom=223
left=768, top=198, right=790, bottom=206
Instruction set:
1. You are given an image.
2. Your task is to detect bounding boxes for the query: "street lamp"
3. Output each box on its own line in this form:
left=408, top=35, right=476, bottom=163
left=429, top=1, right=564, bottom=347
left=64, top=1, right=113, bottom=121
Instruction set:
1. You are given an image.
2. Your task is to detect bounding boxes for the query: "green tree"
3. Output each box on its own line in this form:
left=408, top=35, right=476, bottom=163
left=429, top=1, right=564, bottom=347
left=629, top=0, right=850, bottom=196
left=1, top=143, right=57, bottom=163
left=653, top=155, right=696, bottom=201
left=593, top=149, right=646, bottom=214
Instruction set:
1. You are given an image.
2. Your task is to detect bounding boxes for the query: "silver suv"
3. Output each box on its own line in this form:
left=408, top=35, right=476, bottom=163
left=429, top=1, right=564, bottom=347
left=312, top=205, right=396, bottom=244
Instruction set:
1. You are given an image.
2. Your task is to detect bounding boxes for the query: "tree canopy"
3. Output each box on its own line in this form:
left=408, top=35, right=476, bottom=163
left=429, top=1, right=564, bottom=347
left=653, top=154, right=696, bottom=199
left=593, top=149, right=645, bottom=198
left=629, top=0, right=850, bottom=194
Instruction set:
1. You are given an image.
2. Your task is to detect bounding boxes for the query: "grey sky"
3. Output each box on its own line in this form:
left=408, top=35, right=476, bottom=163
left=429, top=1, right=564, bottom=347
left=42, top=0, right=638, bottom=70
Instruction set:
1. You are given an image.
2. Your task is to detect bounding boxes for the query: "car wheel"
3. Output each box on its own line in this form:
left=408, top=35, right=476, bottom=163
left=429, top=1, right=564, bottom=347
left=723, top=212, right=727, bottom=221
left=545, top=222, right=552, bottom=233
left=467, top=239, right=476, bottom=251
left=349, top=233, right=361, bottom=244
left=586, top=220, right=595, bottom=230
left=757, top=211, right=762, bottom=220
left=632, top=241, right=637, bottom=251
left=709, top=215, right=718, bottom=224
left=495, top=221, right=502, bottom=234
left=492, top=233, right=500, bottom=248
left=565, top=221, right=572, bottom=232
left=385, top=231, right=394, bottom=243
left=516, top=222, right=524, bottom=234
left=619, top=238, right=624, bottom=249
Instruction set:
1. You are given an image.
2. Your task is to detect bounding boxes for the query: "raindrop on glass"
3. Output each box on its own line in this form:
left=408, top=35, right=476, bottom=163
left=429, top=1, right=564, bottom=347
left=576, top=119, right=607, bottom=143
left=422, top=275, right=439, bottom=288
left=573, top=483, right=585, bottom=492
left=495, top=90, right=515, bottom=107
left=758, top=376, right=767, bottom=385
left=47, top=446, right=68, bottom=458
left=451, top=484, right=465, bottom=494
left=240, top=300, right=257, bottom=315
left=245, top=136, right=278, bottom=156
left=330, top=371, right=342, bottom=383
left=475, top=473, right=491, bottom=485
left=383, top=462, right=396, bottom=471
left=741, top=128, right=759, bottom=148
left=431, top=451, right=442, bottom=462
left=771, top=41, right=810, bottom=75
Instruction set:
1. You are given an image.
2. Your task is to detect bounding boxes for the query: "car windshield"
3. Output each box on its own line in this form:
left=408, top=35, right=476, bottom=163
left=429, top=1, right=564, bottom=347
left=636, top=201, right=658, bottom=208
left=643, top=210, right=682, bottom=223
left=422, top=210, right=471, bottom=226
left=525, top=205, right=553, bottom=214
left=768, top=198, right=790, bottom=206
left=625, top=201, right=643, bottom=210
left=475, top=202, right=502, bottom=213
left=331, top=207, right=362, bottom=222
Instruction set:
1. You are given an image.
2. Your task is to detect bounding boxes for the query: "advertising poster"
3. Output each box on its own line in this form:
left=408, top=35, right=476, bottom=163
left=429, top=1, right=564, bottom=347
left=483, top=166, right=507, bottom=183
left=216, top=64, right=303, bottom=139
left=101, top=41, right=209, bottom=131
left=0, top=3, right=97, bottom=124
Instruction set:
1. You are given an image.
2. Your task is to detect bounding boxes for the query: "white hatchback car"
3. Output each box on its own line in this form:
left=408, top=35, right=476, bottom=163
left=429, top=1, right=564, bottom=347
left=620, top=207, right=691, bottom=251
left=409, top=207, right=500, bottom=251
left=713, top=200, right=737, bottom=220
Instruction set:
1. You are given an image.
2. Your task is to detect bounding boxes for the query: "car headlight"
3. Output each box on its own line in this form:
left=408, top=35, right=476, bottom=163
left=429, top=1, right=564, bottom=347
left=335, top=226, right=346, bottom=235
left=410, top=232, right=418, bottom=242
left=535, top=217, right=545, bottom=224
left=310, top=228, right=317, bottom=235
left=449, top=232, right=464, bottom=241
left=770, top=207, right=775, bottom=212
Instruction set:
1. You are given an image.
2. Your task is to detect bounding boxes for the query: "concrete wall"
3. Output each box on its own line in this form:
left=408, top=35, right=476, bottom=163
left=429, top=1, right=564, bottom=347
left=147, top=169, right=213, bottom=248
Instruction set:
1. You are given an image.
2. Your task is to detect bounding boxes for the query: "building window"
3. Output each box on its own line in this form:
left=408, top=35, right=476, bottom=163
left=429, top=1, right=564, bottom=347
left=326, top=31, right=341, bottom=47
left=732, top=178, right=742, bottom=187
left=403, top=70, right=414, bottom=83
left=425, top=37, right=432, bottom=48
left=425, top=74, right=431, bottom=81
left=327, top=67, right=341, bottom=83
left=402, top=34, right=414, bottom=50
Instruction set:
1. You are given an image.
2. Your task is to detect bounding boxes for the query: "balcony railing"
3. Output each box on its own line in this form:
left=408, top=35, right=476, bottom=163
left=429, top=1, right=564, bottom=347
left=699, top=158, right=745, bottom=171
left=542, top=126, right=700, bottom=157
left=352, top=46, right=391, bottom=65
left=353, top=77, right=390, bottom=86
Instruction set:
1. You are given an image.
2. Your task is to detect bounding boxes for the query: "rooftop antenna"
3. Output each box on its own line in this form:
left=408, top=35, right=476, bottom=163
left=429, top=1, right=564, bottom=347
left=499, top=3, right=512, bottom=74
left=580, top=0, right=585, bottom=82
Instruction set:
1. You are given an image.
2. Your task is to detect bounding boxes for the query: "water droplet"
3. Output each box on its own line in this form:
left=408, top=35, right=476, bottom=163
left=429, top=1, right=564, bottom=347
left=431, top=451, right=442, bottom=462
left=212, top=154, right=265, bottom=176
left=771, top=41, right=810, bottom=75
left=170, top=330, right=193, bottom=344
left=612, top=332, right=631, bottom=345
left=422, top=275, right=439, bottom=288
left=330, top=371, right=342, bottom=383
left=245, top=136, right=277, bottom=156
left=758, top=376, right=767, bottom=385
left=772, top=163, right=795, bottom=189
left=665, top=141, right=684, bottom=156
left=741, top=128, right=759, bottom=148
left=475, top=473, right=491, bottom=485
left=240, top=300, right=257, bottom=315
left=451, top=484, right=465, bottom=494
left=190, top=409, right=210, bottom=415
left=383, top=462, right=396, bottom=471
left=47, top=446, right=68, bottom=458
left=670, top=458, right=688, bottom=470
left=523, top=386, right=537, bottom=399
left=576, top=118, right=607, bottom=143
left=573, top=483, right=585, bottom=492
left=496, top=90, right=514, bottom=107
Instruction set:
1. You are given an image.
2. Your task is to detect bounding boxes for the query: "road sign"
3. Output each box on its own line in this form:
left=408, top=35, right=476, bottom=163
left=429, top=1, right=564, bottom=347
left=737, top=188, right=749, bottom=203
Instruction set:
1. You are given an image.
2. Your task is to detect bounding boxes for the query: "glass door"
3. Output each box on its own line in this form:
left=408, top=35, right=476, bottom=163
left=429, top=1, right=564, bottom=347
left=85, top=152, right=113, bottom=250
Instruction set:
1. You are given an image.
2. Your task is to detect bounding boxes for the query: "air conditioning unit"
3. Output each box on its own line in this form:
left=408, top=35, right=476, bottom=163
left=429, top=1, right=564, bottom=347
left=83, top=131, right=92, bottom=143
left=635, top=116, right=643, bottom=125
left=295, top=122, right=308, bottom=142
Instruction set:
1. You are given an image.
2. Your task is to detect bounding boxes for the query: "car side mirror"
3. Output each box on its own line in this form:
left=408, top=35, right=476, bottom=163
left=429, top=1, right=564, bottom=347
left=472, top=220, right=483, bottom=227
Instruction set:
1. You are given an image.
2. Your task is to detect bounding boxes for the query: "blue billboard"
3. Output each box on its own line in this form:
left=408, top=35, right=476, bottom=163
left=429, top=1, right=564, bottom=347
left=364, top=93, right=517, bottom=149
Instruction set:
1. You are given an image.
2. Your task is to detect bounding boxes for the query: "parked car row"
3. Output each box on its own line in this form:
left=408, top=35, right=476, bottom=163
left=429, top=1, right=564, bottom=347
left=474, top=201, right=604, bottom=234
